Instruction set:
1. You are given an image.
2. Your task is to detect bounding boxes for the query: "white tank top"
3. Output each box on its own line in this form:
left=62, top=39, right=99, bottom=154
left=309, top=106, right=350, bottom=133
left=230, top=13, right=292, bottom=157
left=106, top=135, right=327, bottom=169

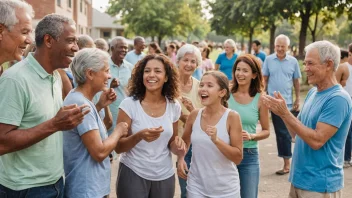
left=344, top=62, right=352, bottom=97
left=186, top=108, right=241, bottom=198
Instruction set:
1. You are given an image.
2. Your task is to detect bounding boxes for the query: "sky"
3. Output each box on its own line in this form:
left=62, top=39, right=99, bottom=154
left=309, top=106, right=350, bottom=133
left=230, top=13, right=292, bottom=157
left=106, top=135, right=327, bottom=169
left=92, top=0, right=109, bottom=12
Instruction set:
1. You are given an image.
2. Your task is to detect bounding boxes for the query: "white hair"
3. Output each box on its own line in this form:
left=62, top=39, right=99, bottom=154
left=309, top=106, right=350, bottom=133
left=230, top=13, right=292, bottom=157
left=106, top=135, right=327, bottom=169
left=224, top=39, right=237, bottom=52
left=176, top=44, right=202, bottom=66
left=71, top=48, right=110, bottom=85
left=0, top=0, right=34, bottom=31
left=110, top=36, right=126, bottom=48
left=305, top=40, right=341, bottom=71
left=77, top=34, right=94, bottom=49
left=275, top=34, right=290, bottom=46
left=35, top=14, right=75, bottom=47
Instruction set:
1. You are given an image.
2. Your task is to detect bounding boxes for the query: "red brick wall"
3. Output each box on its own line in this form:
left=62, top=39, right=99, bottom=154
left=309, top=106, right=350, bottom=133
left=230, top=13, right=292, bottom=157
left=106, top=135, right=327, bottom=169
left=25, top=0, right=55, bottom=19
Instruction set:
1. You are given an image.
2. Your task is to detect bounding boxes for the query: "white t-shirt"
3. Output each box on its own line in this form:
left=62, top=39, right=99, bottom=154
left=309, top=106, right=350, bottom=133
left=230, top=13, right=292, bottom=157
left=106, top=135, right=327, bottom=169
left=119, top=97, right=181, bottom=180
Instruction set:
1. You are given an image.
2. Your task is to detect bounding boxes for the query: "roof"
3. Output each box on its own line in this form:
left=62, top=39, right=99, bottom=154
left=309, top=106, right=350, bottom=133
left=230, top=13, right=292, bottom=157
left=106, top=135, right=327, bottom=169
left=92, top=8, right=124, bottom=29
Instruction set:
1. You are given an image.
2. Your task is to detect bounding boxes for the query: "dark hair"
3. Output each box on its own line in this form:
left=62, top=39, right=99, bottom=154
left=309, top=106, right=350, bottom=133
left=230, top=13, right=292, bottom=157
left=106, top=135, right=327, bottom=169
left=231, top=54, right=264, bottom=97
left=149, top=42, right=162, bottom=54
left=128, top=54, right=180, bottom=101
left=252, top=40, right=261, bottom=46
left=349, top=43, right=352, bottom=53
left=168, top=43, right=176, bottom=50
left=341, top=49, right=349, bottom=60
left=202, top=71, right=230, bottom=108
left=203, top=47, right=211, bottom=59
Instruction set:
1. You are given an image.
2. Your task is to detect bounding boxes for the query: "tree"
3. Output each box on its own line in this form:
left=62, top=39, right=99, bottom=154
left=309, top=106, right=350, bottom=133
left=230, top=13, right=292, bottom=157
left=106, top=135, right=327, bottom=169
left=107, top=0, right=204, bottom=46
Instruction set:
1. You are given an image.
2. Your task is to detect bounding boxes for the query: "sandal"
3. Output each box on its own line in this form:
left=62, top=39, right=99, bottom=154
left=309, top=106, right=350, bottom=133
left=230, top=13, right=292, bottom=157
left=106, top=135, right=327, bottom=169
left=275, top=169, right=290, bottom=175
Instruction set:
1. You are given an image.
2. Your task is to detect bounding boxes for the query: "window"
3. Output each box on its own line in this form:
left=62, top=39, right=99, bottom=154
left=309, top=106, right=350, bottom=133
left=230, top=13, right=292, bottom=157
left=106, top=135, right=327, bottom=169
left=67, top=0, right=72, bottom=8
left=103, top=31, right=111, bottom=38
left=57, top=0, right=61, bottom=7
left=84, top=3, right=87, bottom=15
left=81, top=27, right=84, bottom=34
left=80, top=0, right=83, bottom=13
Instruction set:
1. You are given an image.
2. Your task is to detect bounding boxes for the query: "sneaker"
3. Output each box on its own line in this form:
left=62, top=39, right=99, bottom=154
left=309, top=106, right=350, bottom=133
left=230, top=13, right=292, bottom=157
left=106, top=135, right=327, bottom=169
left=344, top=161, right=351, bottom=168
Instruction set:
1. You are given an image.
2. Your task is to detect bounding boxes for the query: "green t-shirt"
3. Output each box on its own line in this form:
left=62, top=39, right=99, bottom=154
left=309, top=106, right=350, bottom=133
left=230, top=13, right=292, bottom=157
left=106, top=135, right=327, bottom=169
left=228, top=93, right=260, bottom=148
left=0, top=53, right=64, bottom=190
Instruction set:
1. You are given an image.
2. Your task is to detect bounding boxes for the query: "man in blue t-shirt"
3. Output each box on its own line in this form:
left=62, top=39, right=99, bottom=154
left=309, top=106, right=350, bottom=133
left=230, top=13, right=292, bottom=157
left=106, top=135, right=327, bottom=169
left=262, top=34, right=301, bottom=175
left=252, top=40, right=266, bottom=63
left=124, top=36, right=146, bottom=66
left=262, top=40, right=352, bottom=197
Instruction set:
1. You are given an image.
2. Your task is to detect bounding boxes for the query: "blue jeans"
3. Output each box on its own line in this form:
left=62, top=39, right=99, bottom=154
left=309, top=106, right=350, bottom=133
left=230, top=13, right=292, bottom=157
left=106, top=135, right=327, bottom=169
left=178, top=144, right=192, bottom=198
left=237, top=148, right=260, bottom=198
left=271, top=112, right=292, bottom=158
left=0, top=177, right=64, bottom=198
left=345, top=121, right=352, bottom=161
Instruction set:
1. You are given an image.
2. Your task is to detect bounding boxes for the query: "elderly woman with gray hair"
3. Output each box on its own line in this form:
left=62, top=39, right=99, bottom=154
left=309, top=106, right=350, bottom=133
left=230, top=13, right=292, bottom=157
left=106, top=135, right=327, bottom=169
left=63, top=48, right=128, bottom=198
left=215, top=39, right=238, bottom=80
left=175, top=44, right=203, bottom=198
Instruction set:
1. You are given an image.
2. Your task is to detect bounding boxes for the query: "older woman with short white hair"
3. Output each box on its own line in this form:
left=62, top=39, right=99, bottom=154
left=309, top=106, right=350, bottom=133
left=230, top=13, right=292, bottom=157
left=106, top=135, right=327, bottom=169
left=215, top=39, right=238, bottom=80
left=63, top=48, right=128, bottom=198
left=176, top=44, right=203, bottom=198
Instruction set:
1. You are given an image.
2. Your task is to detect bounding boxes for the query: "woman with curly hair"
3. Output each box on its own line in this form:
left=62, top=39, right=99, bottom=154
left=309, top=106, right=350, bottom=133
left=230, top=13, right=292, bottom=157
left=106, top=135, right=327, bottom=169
left=115, top=54, right=187, bottom=198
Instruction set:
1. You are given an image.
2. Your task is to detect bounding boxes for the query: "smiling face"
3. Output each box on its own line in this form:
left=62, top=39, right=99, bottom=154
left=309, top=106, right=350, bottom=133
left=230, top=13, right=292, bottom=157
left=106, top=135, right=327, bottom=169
left=304, top=48, right=331, bottom=87
left=275, top=38, right=289, bottom=59
left=178, top=52, right=198, bottom=76
left=91, top=61, right=111, bottom=92
left=0, top=9, right=33, bottom=63
left=112, top=40, right=128, bottom=61
left=224, top=43, right=234, bottom=55
left=148, top=45, right=156, bottom=55
left=51, top=22, right=78, bottom=69
left=143, top=59, right=168, bottom=92
left=198, top=74, right=226, bottom=106
left=235, top=61, right=257, bottom=87
left=135, top=39, right=146, bottom=54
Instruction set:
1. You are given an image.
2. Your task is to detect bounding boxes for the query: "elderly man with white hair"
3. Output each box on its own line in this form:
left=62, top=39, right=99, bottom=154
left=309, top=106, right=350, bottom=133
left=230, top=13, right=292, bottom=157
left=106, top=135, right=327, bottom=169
left=0, top=0, right=34, bottom=75
left=262, top=34, right=301, bottom=175
left=262, top=40, right=352, bottom=197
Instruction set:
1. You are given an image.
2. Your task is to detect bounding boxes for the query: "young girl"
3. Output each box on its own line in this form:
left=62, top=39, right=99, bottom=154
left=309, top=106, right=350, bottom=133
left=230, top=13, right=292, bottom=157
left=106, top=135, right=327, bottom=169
left=229, top=54, right=270, bottom=198
left=178, top=71, right=243, bottom=198
left=115, top=54, right=186, bottom=198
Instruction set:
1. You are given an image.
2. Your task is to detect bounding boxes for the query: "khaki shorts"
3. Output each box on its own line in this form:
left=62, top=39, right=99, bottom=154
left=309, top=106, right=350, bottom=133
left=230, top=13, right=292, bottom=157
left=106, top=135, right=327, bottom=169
left=289, top=184, right=342, bottom=198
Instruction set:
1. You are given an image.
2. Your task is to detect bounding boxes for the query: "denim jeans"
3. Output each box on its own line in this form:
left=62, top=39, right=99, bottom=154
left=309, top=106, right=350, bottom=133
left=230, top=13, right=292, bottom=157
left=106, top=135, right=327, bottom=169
left=345, top=121, right=352, bottom=161
left=178, top=144, right=192, bottom=198
left=0, top=177, right=64, bottom=198
left=237, top=148, right=260, bottom=198
left=271, top=112, right=292, bottom=158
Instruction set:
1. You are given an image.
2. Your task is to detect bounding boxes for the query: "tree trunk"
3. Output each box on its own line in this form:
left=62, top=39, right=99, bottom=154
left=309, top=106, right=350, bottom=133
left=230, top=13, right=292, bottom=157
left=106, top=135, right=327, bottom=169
left=269, top=24, right=276, bottom=54
left=151, top=36, right=155, bottom=42
left=311, top=12, right=319, bottom=42
left=157, top=35, right=163, bottom=47
left=298, top=4, right=312, bottom=59
left=248, top=27, right=254, bottom=53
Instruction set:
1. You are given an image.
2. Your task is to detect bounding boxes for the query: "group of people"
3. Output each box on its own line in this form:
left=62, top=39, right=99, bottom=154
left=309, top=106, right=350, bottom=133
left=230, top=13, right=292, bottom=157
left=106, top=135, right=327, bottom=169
left=0, top=1, right=351, bottom=198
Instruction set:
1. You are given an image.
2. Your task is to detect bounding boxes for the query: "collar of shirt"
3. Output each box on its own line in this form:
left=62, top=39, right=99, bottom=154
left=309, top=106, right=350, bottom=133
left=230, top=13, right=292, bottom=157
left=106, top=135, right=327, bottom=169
left=274, top=53, right=289, bottom=61
left=109, top=57, right=128, bottom=68
left=27, top=52, right=53, bottom=79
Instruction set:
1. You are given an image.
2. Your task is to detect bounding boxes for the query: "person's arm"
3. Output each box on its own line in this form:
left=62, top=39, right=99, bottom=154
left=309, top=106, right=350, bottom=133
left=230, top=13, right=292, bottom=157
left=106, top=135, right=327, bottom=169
left=114, top=109, right=163, bottom=153
left=81, top=122, right=128, bottom=162
left=263, top=76, right=269, bottom=92
left=103, top=106, right=113, bottom=130
left=215, top=64, right=220, bottom=70
left=169, top=121, right=187, bottom=156
left=293, top=78, right=300, bottom=111
left=57, top=69, right=73, bottom=100
left=336, top=64, right=349, bottom=87
left=206, top=111, right=243, bottom=164
left=0, top=104, right=90, bottom=155
left=250, top=94, right=270, bottom=141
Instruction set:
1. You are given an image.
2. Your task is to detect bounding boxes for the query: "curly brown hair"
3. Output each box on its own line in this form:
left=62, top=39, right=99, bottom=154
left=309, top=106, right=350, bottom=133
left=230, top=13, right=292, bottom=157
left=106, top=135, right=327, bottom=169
left=231, top=54, right=264, bottom=97
left=128, top=54, right=180, bottom=101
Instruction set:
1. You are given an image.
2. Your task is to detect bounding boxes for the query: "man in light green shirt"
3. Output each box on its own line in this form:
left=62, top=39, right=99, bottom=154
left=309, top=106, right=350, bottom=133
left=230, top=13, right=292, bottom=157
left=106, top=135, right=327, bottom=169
left=0, top=14, right=89, bottom=197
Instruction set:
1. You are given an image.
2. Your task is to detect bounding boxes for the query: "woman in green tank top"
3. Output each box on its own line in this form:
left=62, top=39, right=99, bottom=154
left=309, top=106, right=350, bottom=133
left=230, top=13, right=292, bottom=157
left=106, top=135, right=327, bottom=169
left=228, top=54, right=270, bottom=198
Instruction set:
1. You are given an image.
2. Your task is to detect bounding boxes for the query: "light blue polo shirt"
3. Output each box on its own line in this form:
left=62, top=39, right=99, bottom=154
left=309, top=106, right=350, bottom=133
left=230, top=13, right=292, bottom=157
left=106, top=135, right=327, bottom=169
left=255, top=51, right=266, bottom=63
left=215, top=52, right=238, bottom=80
left=108, top=58, right=133, bottom=134
left=124, top=50, right=145, bottom=66
left=262, top=53, right=301, bottom=105
left=289, top=85, right=352, bottom=193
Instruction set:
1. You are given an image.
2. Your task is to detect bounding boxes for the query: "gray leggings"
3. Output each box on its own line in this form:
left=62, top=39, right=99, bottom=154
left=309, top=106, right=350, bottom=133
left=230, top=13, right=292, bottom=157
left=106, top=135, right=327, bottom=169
left=116, top=163, right=175, bottom=198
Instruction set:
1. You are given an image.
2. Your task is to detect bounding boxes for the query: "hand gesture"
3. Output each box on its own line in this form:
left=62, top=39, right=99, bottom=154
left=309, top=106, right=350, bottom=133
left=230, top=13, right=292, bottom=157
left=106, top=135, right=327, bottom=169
left=177, top=159, right=189, bottom=180
left=110, top=78, right=120, bottom=89
left=204, top=125, right=218, bottom=143
left=174, top=136, right=187, bottom=157
left=52, top=104, right=91, bottom=131
left=261, top=91, right=290, bottom=117
left=97, top=88, right=117, bottom=109
left=293, top=99, right=300, bottom=111
left=139, top=126, right=164, bottom=142
left=181, top=96, right=195, bottom=112
left=242, top=130, right=251, bottom=141
left=115, top=122, right=128, bottom=138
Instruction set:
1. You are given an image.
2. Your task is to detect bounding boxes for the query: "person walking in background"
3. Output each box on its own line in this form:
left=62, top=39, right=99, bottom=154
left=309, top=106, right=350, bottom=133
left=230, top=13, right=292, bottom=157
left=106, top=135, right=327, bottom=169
left=175, top=44, right=203, bottom=198
left=77, top=34, right=95, bottom=50
left=115, top=54, right=186, bottom=198
left=229, top=54, right=270, bottom=198
left=63, top=48, right=128, bottom=198
left=95, top=38, right=109, bottom=52
left=262, top=40, right=352, bottom=198
left=167, top=43, right=177, bottom=64
left=125, top=36, right=146, bottom=66
left=148, top=42, right=162, bottom=55
left=215, top=39, right=238, bottom=80
left=178, top=71, right=243, bottom=198
left=262, top=34, right=301, bottom=175
left=201, top=47, right=214, bottom=72
left=252, top=40, right=266, bottom=63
